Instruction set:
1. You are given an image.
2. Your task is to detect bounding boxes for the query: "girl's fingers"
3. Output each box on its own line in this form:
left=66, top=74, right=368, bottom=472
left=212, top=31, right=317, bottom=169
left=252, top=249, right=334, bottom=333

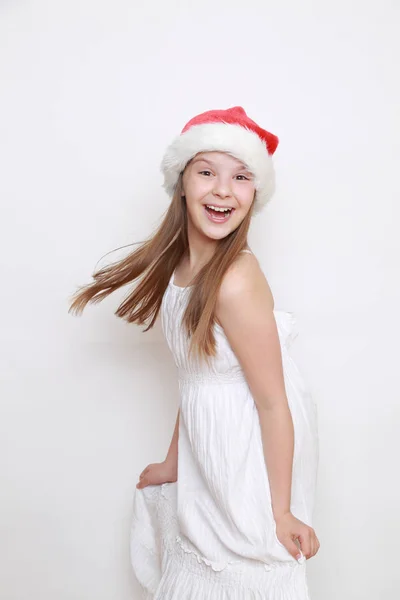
left=298, top=534, right=310, bottom=559
left=315, top=535, right=321, bottom=555
left=139, top=467, right=150, bottom=479
left=310, top=534, right=320, bottom=557
left=137, top=467, right=151, bottom=488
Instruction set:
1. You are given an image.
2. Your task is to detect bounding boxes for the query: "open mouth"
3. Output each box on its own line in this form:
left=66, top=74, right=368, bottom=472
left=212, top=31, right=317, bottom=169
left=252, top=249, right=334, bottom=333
left=204, top=204, right=235, bottom=223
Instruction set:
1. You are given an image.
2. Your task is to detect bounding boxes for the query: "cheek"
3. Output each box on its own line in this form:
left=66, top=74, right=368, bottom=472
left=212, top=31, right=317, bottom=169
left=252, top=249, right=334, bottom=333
left=184, top=182, right=209, bottom=210
left=236, top=185, right=256, bottom=208
left=184, top=193, right=204, bottom=221
left=186, top=179, right=209, bottom=198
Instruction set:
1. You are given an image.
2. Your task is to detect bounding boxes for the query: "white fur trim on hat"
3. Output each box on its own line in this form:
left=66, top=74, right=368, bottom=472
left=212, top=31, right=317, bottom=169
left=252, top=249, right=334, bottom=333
left=160, top=122, right=275, bottom=215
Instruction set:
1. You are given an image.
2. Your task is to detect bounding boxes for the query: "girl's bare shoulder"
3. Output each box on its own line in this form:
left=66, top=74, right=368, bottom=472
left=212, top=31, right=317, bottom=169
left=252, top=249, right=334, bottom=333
left=216, top=251, right=274, bottom=313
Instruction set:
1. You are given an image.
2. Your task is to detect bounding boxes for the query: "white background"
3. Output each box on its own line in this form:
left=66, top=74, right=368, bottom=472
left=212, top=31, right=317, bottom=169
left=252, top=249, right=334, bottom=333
left=1, top=1, right=399, bottom=598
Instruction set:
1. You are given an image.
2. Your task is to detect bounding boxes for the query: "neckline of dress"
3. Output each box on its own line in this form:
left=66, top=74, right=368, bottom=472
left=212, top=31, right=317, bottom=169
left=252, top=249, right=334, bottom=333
left=168, top=266, right=292, bottom=319
left=169, top=249, right=254, bottom=291
left=169, top=269, right=193, bottom=291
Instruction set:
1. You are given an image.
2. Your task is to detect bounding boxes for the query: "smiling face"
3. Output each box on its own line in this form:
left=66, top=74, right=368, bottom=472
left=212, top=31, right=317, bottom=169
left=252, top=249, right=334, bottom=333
left=181, top=151, right=256, bottom=241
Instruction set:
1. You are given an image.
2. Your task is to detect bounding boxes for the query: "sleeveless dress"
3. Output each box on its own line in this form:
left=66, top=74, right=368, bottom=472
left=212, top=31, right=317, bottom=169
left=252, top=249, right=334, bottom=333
left=130, top=251, right=319, bottom=599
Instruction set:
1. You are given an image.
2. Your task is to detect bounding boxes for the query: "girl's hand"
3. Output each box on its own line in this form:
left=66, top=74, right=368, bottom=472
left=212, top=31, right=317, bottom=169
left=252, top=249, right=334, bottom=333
left=136, top=459, right=177, bottom=489
left=274, top=511, right=320, bottom=561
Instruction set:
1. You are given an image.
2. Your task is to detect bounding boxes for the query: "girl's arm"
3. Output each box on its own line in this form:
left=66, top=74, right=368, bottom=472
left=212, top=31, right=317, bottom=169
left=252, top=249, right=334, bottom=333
left=215, top=254, right=319, bottom=562
left=256, top=399, right=293, bottom=519
left=215, top=255, right=293, bottom=519
left=136, top=409, right=179, bottom=489
left=165, top=408, right=180, bottom=473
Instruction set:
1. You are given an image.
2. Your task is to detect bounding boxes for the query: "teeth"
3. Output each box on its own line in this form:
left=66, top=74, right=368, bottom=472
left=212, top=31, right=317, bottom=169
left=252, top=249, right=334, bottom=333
left=206, top=205, right=232, bottom=213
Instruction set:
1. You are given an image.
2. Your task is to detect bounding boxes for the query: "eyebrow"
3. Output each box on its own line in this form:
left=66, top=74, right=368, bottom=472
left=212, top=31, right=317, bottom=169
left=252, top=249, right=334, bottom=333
left=191, top=156, right=251, bottom=171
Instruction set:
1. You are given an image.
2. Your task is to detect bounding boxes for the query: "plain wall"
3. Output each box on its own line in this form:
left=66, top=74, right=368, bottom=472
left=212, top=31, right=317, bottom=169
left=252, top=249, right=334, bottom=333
left=1, top=1, right=399, bottom=598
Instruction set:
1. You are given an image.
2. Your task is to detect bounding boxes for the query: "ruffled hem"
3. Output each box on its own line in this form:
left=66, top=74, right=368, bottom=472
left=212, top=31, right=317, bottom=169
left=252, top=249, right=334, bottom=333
left=131, top=483, right=311, bottom=600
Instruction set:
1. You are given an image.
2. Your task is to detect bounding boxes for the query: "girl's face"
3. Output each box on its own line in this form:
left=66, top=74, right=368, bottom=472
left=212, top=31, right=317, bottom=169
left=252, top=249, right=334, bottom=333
left=181, top=151, right=256, bottom=241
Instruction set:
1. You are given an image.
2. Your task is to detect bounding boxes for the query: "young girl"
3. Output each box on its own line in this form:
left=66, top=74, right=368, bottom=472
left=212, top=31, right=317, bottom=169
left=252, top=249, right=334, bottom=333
left=69, top=106, right=320, bottom=599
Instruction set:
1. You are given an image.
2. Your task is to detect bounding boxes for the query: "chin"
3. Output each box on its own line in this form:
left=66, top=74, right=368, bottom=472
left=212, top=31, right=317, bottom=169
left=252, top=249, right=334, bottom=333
left=200, top=222, right=238, bottom=241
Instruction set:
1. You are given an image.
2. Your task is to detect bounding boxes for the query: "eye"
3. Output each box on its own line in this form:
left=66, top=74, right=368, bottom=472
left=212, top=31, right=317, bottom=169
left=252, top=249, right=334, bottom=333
left=235, top=174, right=250, bottom=181
left=199, top=170, right=212, bottom=176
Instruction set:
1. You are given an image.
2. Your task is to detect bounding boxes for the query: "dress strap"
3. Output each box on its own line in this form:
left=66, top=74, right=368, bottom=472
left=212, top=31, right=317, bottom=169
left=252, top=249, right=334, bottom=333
left=240, top=249, right=253, bottom=255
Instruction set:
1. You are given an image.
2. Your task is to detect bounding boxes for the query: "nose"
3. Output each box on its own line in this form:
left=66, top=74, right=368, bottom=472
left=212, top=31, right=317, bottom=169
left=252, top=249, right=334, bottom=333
left=212, top=176, right=232, bottom=199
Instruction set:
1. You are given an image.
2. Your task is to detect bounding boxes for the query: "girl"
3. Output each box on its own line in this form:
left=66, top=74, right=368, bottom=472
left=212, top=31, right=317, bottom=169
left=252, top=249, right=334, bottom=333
left=69, top=106, right=320, bottom=599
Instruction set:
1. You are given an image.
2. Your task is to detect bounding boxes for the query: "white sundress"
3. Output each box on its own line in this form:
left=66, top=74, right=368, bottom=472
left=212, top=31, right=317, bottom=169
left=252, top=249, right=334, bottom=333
left=130, top=251, right=319, bottom=599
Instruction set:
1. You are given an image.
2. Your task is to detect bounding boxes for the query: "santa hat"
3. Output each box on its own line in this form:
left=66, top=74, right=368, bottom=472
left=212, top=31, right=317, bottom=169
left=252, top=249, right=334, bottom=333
left=160, top=106, right=279, bottom=215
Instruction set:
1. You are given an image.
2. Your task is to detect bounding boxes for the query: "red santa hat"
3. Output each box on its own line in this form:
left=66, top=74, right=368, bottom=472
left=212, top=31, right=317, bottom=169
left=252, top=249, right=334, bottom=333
left=160, top=106, right=279, bottom=215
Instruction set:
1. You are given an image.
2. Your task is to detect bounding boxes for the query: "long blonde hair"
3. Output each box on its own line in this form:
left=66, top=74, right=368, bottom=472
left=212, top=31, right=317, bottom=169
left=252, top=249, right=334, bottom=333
left=68, top=171, right=254, bottom=362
